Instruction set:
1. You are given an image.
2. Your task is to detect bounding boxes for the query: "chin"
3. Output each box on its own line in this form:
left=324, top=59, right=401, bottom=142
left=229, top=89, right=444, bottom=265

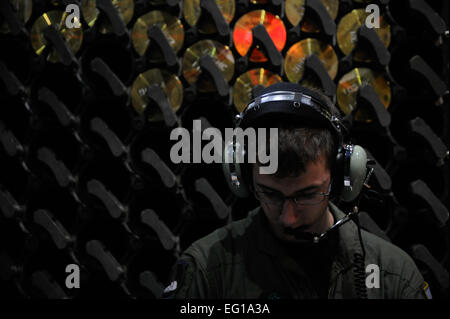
left=281, top=223, right=312, bottom=232
left=280, top=233, right=312, bottom=244
left=277, top=232, right=298, bottom=243
left=284, top=238, right=299, bottom=244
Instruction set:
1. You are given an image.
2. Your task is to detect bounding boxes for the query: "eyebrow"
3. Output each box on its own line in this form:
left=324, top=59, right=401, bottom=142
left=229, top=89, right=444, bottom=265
left=256, top=181, right=325, bottom=195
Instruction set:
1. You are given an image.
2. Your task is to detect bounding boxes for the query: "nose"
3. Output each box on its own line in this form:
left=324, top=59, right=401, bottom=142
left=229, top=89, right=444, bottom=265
left=279, top=199, right=300, bottom=227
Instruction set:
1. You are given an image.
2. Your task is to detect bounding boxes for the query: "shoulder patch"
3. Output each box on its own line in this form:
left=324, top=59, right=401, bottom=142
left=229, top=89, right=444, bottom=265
left=423, top=282, right=432, bottom=299
left=163, top=280, right=177, bottom=294
left=162, top=258, right=190, bottom=298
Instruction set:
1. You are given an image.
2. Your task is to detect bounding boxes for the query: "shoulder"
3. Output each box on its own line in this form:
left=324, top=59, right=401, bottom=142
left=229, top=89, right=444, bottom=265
left=360, top=229, right=425, bottom=297
left=183, top=207, right=260, bottom=270
left=361, top=229, right=419, bottom=276
left=330, top=202, right=425, bottom=297
left=162, top=208, right=261, bottom=298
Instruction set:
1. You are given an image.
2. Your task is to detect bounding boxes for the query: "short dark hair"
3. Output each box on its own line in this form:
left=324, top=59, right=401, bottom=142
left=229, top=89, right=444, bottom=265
left=252, top=85, right=341, bottom=179
left=273, top=125, right=336, bottom=179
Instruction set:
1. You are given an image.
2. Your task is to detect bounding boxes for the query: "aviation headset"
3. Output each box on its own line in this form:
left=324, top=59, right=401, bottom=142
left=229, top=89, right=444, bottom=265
left=222, top=82, right=368, bottom=203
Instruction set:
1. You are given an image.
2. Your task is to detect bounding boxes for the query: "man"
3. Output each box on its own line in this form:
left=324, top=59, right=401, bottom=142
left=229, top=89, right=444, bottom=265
left=162, top=83, right=429, bottom=299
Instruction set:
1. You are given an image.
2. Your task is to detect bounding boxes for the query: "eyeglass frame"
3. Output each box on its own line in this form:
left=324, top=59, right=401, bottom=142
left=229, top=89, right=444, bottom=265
left=252, top=180, right=333, bottom=207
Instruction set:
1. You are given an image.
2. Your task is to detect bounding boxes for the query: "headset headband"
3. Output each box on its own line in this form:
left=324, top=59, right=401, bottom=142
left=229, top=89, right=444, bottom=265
left=223, top=86, right=367, bottom=203
left=237, top=90, right=346, bottom=146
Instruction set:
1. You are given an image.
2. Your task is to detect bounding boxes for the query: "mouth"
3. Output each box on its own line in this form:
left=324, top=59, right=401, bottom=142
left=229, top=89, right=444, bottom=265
left=284, top=224, right=309, bottom=232
left=283, top=226, right=320, bottom=240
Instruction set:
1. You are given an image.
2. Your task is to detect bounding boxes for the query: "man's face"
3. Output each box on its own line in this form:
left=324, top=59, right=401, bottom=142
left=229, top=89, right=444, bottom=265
left=252, top=154, right=333, bottom=243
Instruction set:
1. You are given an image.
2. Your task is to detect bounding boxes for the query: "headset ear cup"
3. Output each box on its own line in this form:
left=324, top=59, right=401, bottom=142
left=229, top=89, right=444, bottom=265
left=330, top=149, right=344, bottom=201
left=339, top=145, right=368, bottom=203
left=222, top=139, right=250, bottom=198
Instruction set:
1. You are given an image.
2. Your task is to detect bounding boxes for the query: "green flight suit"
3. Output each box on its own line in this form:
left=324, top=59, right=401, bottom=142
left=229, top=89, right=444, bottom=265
left=163, top=202, right=429, bottom=299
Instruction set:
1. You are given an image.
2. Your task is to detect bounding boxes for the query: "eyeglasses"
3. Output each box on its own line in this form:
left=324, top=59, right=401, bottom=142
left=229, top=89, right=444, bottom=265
left=252, top=182, right=332, bottom=207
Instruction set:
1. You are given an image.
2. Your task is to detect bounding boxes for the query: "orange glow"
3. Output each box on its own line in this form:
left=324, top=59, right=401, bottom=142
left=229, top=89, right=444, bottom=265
left=233, top=10, right=286, bottom=63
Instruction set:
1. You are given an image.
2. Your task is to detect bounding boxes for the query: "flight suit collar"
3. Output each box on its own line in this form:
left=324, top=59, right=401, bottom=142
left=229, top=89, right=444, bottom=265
left=328, top=202, right=365, bottom=298
left=329, top=202, right=364, bottom=270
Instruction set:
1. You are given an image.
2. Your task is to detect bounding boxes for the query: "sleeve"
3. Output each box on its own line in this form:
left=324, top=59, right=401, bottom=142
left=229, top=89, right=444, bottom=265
left=399, top=273, right=431, bottom=299
left=161, top=254, right=210, bottom=299
left=400, top=280, right=430, bottom=299
left=397, top=256, right=429, bottom=299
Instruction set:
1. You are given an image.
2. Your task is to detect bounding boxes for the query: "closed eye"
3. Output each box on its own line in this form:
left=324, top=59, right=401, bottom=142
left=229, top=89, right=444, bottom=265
left=255, top=182, right=322, bottom=195
left=262, top=191, right=283, bottom=198
left=296, top=193, right=316, bottom=199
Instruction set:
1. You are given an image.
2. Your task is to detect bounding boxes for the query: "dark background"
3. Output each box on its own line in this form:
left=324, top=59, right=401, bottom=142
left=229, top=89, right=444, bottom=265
left=0, top=0, right=448, bottom=299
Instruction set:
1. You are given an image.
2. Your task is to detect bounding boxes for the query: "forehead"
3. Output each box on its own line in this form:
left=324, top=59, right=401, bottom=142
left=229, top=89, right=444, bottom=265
left=252, top=155, right=330, bottom=192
